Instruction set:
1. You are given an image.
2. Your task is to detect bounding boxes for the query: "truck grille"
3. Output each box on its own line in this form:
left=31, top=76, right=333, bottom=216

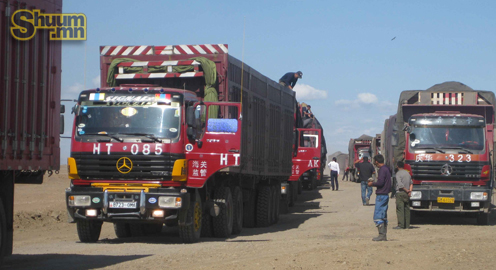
left=407, top=161, right=485, bottom=180
left=73, top=152, right=184, bottom=180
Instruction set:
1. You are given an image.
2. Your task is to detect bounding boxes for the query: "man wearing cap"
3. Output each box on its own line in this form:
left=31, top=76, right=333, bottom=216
left=279, top=71, right=303, bottom=90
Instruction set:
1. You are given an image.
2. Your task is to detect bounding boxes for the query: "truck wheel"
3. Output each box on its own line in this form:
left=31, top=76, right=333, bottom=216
left=288, top=182, right=296, bottom=207
left=280, top=194, right=289, bottom=214
left=179, top=192, right=202, bottom=243
left=477, top=213, right=489, bottom=225
left=0, top=199, right=7, bottom=263
left=143, top=223, right=163, bottom=235
left=213, top=187, right=233, bottom=238
left=297, top=180, right=302, bottom=194
left=232, top=187, right=244, bottom=235
left=129, top=224, right=145, bottom=237
left=76, top=219, right=103, bottom=243
left=243, top=190, right=256, bottom=228
left=273, top=185, right=280, bottom=224
left=311, top=175, right=317, bottom=190
left=113, top=223, right=131, bottom=238
left=201, top=209, right=213, bottom=237
left=257, top=186, right=272, bottom=227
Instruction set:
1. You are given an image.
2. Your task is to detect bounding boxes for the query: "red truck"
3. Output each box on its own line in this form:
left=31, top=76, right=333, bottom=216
left=66, top=44, right=297, bottom=243
left=347, top=135, right=373, bottom=182
left=0, top=0, right=62, bottom=262
left=393, top=82, right=495, bottom=225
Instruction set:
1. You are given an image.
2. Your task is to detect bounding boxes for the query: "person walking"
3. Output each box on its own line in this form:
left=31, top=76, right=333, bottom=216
left=355, top=157, right=375, bottom=206
left=367, top=154, right=391, bottom=241
left=279, top=71, right=302, bottom=90
left=328, top=157, right=340, bottom=191
left=393, top=161, right=413, bottom=229
left=342, top=167, right=350, bottom=181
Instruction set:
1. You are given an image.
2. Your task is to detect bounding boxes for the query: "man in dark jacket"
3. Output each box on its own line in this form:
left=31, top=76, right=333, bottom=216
left=355, top=157, right=375, bottom=206
left=279, top=71, right=302, bottom=90
left=368, top=154, right=391, bottom=241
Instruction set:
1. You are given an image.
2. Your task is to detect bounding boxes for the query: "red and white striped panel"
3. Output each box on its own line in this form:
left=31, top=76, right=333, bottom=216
left=100, top=44, right=228, bottom=56
left=115, top=72, right=204, bottom=80
left=117, top=60, right=201, bottom=67
left=431, top=93, right=464, bottom=105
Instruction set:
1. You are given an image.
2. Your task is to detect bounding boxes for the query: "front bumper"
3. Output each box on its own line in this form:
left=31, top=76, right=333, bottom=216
left=410, top=185, right=491, bottom=213
left=66, top=187, right=190, bottom=222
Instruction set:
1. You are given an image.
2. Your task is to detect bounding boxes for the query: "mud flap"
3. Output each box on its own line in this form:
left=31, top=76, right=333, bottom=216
left=177, top=192, right=192, bottom=226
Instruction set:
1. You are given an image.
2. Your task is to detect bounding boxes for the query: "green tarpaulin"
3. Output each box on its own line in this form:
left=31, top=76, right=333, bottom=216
left=106, top=57, right=218, bottom=118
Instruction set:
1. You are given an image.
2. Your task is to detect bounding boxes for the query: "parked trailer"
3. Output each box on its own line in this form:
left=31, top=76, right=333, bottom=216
left=0, top=0, right=62, bottom=262
left=393, top=81, right=495, bottom=225
left=66, top=44, right=297, bottom=243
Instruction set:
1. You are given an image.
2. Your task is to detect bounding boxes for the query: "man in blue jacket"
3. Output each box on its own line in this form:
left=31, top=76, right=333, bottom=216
left=279, top=71, right=303, bottom=90
left=368, top=154, right=391, bottom=241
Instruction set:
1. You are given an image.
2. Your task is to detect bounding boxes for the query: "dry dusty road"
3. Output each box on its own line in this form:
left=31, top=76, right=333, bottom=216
left=3, top=169, right=496, bottom=270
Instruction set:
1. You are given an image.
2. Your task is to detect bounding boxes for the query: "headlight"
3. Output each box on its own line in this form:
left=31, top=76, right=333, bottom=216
left=410, top=191, right=422, bottom=200
left=158, top=196, right=182, bottom=208
left=470, top=192, right=488, bottom=200
left=68, top=195, right=91, bottom=206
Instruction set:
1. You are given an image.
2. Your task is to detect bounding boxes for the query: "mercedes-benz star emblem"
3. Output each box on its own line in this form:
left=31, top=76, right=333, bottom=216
left=116, top=157, right=133, bottom=174
left=441, top=164, right=453, bottom=176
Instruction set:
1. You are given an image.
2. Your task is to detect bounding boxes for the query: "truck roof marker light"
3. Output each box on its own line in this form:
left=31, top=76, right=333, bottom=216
left=96, top=88, right=100, bottom=92
left=160, top=88, right=165, bottom=93
left=128, top=88, right=133, bottom=92
left=144, top=88, right=149, bottom=92
left=111, top=88, right=116, bottom=92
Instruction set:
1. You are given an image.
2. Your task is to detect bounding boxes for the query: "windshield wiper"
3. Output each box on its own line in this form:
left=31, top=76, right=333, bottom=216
left=415, top=147, right=445, bottom=153
left=439, top=147, right=474, bottom=154
left=84, top=133, right=124, bottom=142
left=118, top=133, right=163, bottom=143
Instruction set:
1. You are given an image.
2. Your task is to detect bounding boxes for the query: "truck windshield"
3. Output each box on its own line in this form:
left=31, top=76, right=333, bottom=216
left=76, top=105, right=181, bottom=139
left=410, top=127, right=484, bottom=151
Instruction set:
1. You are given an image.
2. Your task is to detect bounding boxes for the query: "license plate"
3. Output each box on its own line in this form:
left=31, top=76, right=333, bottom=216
left=437, top=197, right=455, bottom=203
left=109, top=201, right=137, bottom=209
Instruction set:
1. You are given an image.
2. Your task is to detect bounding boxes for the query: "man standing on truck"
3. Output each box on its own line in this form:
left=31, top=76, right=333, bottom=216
left=367, top=154, right=391, bottom=241
left=328, top=157, right=340, bottom=191
left=355, top=157, right=375, bottom=206
left=393, top=161, right=413, bottom=230
left=279, top=71, right=303, bottom=90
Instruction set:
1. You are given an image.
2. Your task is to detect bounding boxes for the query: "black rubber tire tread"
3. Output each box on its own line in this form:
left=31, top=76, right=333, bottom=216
left=113, top=223, right=131, bottom=238
left=242, top=190, right=256, bottom=228
left=212, top=187, right=233, bottom=238
left=288, top=182, right=296, bottom=207
left=297, top=180, right=302, bottom=194
left=280, top=194, right=289, bottom=214
left=179, top=192, right=202, bottom=243
left=274, top=184, right=281, bottom=224
left=76, top=219, right=103, bottom=243
left=311, top=175, right=317, bottom=190
left=129, top=224, right=145, bottom=237
left=0, top=199, right=7, bottom=264
left=201, top=209, right=213, bottom=237
left=477, top=213, right=489, bottom=225
left=256, top=185, right=272, bottom=227
left=143, top=223, right=163, bottom=235
left=231, top=186, right=244, bottom=235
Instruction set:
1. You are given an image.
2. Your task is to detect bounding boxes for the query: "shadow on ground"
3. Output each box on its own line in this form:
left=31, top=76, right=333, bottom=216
left=3, top=254, right=150, bottom=270
left=411, top=210, right=496, bottom=226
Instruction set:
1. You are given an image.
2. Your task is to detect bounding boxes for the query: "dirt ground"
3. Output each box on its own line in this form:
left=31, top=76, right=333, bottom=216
left=4, top=169, right=496, bottom=270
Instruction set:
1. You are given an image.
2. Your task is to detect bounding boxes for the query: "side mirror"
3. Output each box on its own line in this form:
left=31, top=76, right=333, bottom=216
left=186, top=106, right=196, bottom=128
left=60, top=115, right=65, bottom=134
left=293, top=129, right=299, bottom=157
left=403, top=124, right=413, bottom=134
left=391, top=132, right=398, bottom=147
left=409, top=133, right=416, bottom=141
left=60, top=104, right=65, bottom=113
left=187, top=126, right=196, bottom=140
left=71, top=105, right=78, bottom=115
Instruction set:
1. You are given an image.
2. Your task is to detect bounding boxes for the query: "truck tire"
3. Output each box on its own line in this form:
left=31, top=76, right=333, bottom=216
left=213, top=187, right=233, bottom=238
left=77, top=219, right=103, bottom=243
left=0, top=199, right=7, bottom=264
left=179, top=192, right=202, bottom=243
left=243, top=190, right=256, bottom=228
left=201, top=209, right=213, bottom=237
left=311, top=175, right=317, bottom=190
left=256, top=186, right=272, bottom=227
left=113, top=223, right=131, bottom=238
left=231, top=186, right=244, bottom=235
left=288, top=182, right=296, bottom=207
left=297, top=180, right=302, bottom=194
left=273, top=185, right=280, bottom=224
left=129, top=224, right=145, bottom=237
left=477, top=212, right=489, bottom=225
left=280, top=194, right=289, bottom=214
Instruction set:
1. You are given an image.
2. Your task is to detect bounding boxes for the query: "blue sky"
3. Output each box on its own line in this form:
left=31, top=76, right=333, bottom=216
left=60, top=0, right=496, bottom=163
